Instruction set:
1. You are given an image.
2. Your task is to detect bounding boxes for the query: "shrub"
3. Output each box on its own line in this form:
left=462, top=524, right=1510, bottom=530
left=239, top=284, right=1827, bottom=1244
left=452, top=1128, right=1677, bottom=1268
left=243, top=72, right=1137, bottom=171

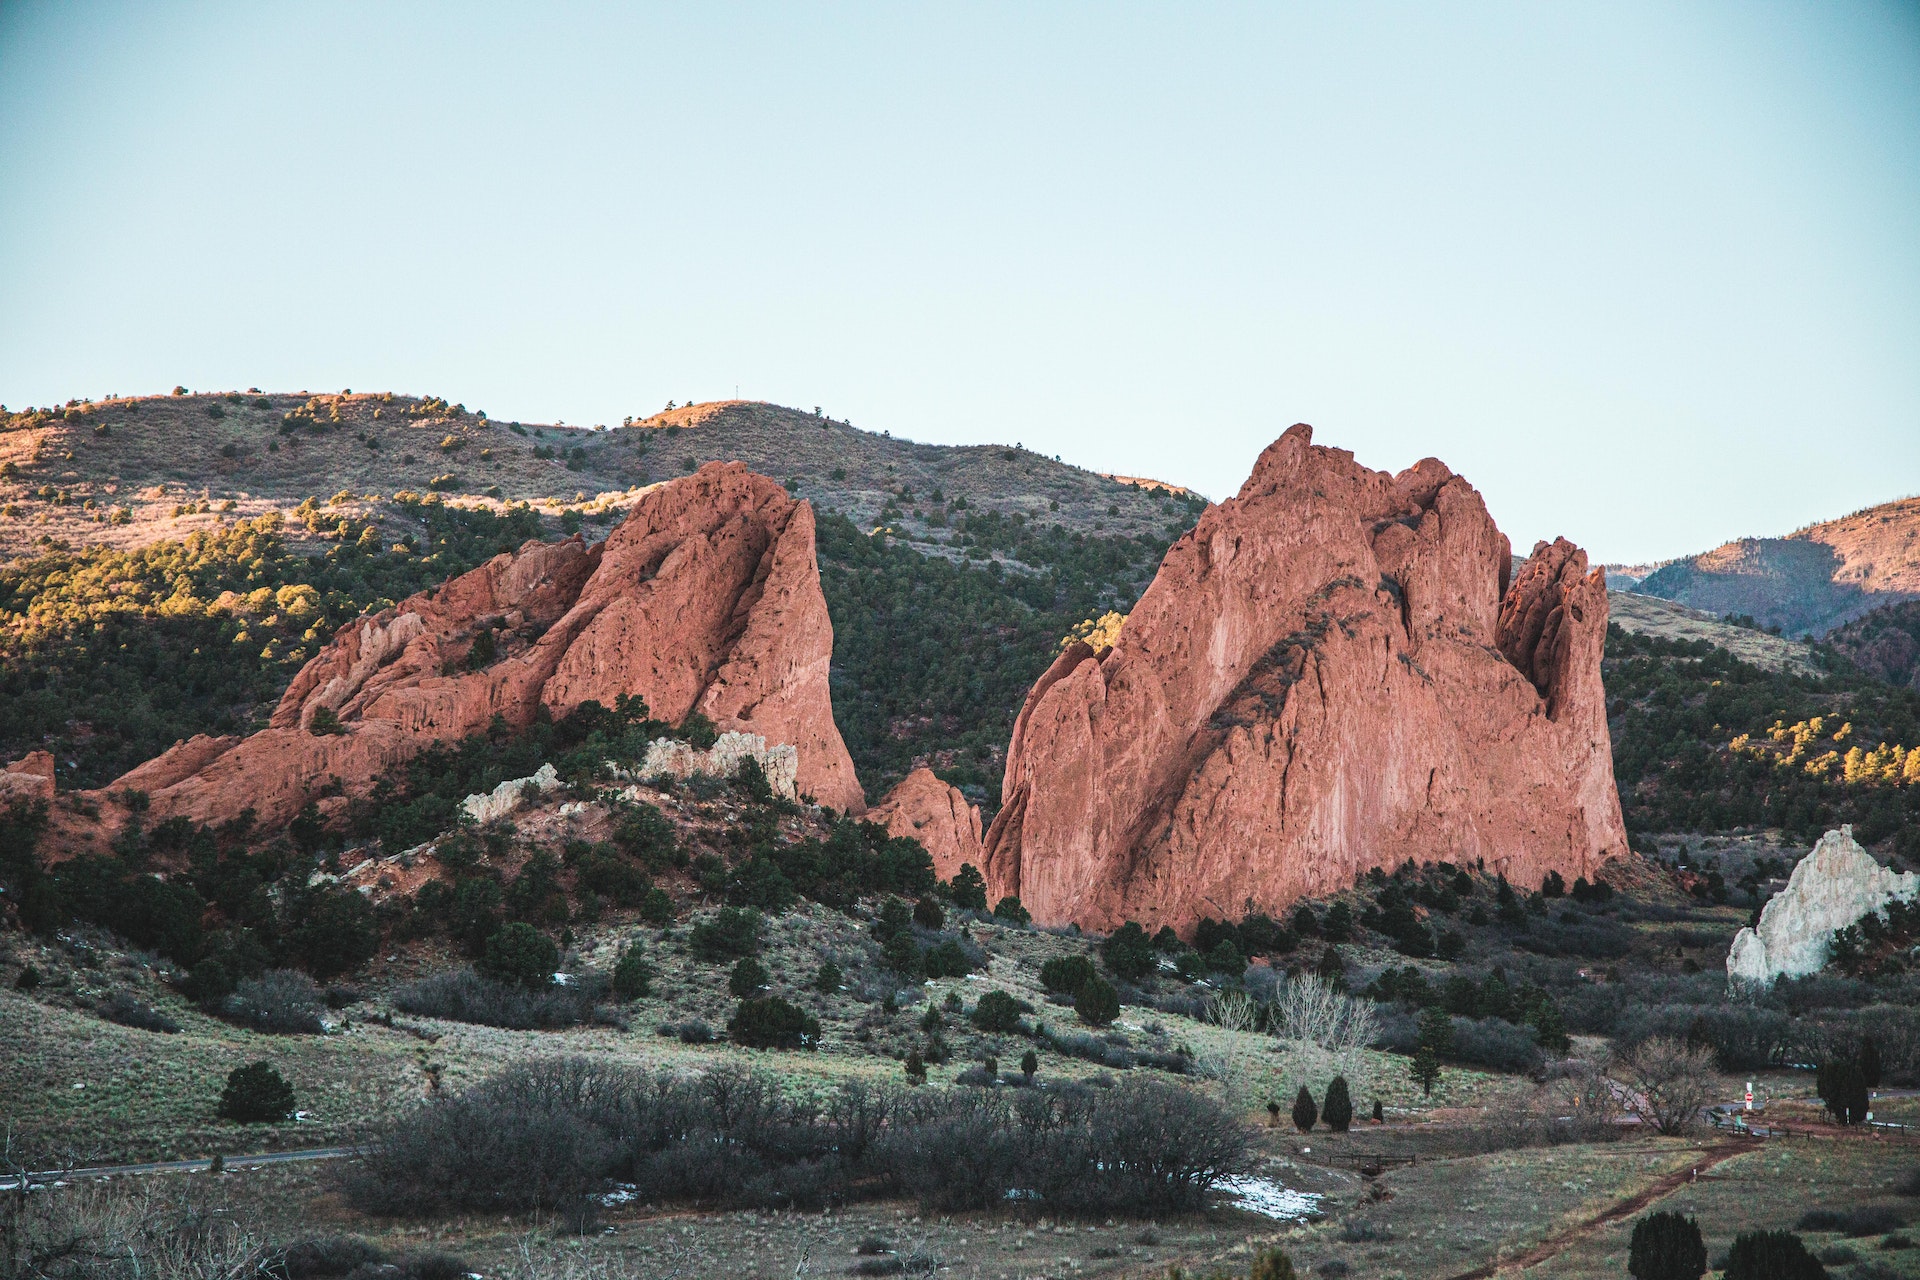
left=816, top=960, right=843, bottom=992
left=1630, top=1211, right=1707, bottom=1280
left=223, top=970, right=326, bottom=1034
left=219, top=1061, right=295, bottom=1123
left=271, top=1236, right=472, bottom=1280
left=729, top=956, right=769, bottom=998
left=1723, top=1230, right=1826, bottom=1280
left=729, top=996, right=819, bottom=1050
left=611, top=943, right=652, bottom=999
left=1075, top=976, right=1121, bottom=1027
left=1322, top=1076, right=1353, bottom=1133
left=913, top=897, right=945, bottom=929
left=1249, top=1250, right=1297, bottom=1280
left=307, top=706, right=347, bottom=736
left=1102, top=922, right=1156, bottom=982
left=690, top=907, right=762, bottom=960
left=477, top=923, right=558, bottom=989
left=1817, top=1059, right=1870, bottom=1126
left=98, top=990, right=180, bottom=1034
left=971, top=989, right=1026, bottom=1033
left=923, top=938, right=976, bottom=978
left=393, top=969, right=597, bottom=1029
left=1291, top=1086, right=1318, bottom=1132
left=1797, top=1206, right=1908, bottom=1238
left=992, top=896, right=1031, bottom=924
left=1041, top=954, right=1098, bottom=996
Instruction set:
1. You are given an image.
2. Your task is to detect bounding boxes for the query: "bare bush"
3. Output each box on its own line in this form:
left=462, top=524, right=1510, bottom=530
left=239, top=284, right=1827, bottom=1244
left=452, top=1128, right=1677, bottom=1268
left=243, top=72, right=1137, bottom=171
left=97, top=990, right=180, bottom=1034
left=1273, top=974, right=1376, bottom=1055
left=1616, top=1036, right=1717, bottom=1136
left=391, top=969, right=600, bottom=1030
left=222, top=970, right=324, bottom=1034
left=0, top=1174, right=265, bottom=1280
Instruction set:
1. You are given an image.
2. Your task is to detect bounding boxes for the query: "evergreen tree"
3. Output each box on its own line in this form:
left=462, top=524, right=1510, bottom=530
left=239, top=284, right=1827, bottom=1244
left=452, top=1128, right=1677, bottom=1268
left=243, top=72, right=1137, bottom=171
left=611, top=943, right=652, bottom=999
left=949, top=864, right=989, bottom=910
left=478, top=922, right=557, bottom=989
left=1075, top=976, right=1121, bottom=1027
left=1817, top=1058, right=1869, bottom=1126
left=218, top=1061, right=295, bottom=1123
left=1723, top=1230, right=1825, bottom=1280
left=1859, top=1036, right=1883, bottom=1089
left=1629, top=1211, right=1707, bottom=1280
left=1322, top=1076, right=1353, bottom=1133
left=1291, top=1085, right=1318, bottom=1132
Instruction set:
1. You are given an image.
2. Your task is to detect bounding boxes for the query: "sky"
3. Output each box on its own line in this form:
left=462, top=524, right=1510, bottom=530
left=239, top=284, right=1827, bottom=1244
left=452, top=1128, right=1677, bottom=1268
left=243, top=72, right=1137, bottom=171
left=1, top=3, right=1916, bottom=564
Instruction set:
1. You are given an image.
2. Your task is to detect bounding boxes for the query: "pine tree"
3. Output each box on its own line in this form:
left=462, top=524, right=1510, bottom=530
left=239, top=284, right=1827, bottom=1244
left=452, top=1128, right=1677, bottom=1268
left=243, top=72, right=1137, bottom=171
left=218, top=1062, right=295, bottom=1123
left=1249, top=1249, right=1297, bottom=1280
left=1860, top=1035, right=1883, bottom=1088
left=1410, top=1044, right=1442, bottom=1096
left=1628, top=1211, right=1706, bottom=1280
left=1322, top=1076, right=1354, bottom=1133
left=1020, top=1049, right=1038, bottom=1081
left=1292, top=1085, right=1318, bottom=1132
left=904, top=1049, right=927, bottom=1084
left=1371, top=1098, right=1384, bottom=1123
left=1723, top=1230, right=1824, bottom=1280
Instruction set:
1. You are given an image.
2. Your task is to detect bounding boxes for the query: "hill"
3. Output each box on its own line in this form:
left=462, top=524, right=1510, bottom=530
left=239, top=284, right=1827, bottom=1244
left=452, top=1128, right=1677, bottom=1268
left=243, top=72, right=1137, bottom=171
left=0, top=392, right=1196, bottom=562
left=1605, top=590, right=1821, bottom=677
left=1826, top=599, right=1920, bottom=692
left=1634, top=495, right=1920, bottom=638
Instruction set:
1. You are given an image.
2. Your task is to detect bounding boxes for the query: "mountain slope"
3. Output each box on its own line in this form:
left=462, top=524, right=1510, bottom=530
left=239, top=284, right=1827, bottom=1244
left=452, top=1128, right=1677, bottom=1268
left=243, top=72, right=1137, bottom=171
left=1635, top=495, right=1920, bottom=637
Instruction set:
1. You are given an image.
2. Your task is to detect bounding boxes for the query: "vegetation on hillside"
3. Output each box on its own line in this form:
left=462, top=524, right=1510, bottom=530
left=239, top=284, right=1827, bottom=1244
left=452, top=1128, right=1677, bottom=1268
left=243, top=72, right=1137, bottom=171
left=1604, top=625, right=1920, bottom=855
left=0, top=499, right=542, bottom=786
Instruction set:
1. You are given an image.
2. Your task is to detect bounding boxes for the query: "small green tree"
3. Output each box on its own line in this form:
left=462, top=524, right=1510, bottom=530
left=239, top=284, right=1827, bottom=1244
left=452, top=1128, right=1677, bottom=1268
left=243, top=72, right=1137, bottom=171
left=1628, top=1211, right=1707, bottom=1280
left=1410, top=1044, right=1442, bottom=1096
left=1322, top=1076, right=1353, bottom=1133
left=905, top=1049, right=927, bottom=1084
left=1371, top=1098, right=1384, bottom=1123
left=728, top=996, right=819, bottom=1050
left=729, top=955, right=769, bottom=998
left=690, top=906, right=762, bottom=960
left=913, top=896, right=946, bottom=929
left=1291, top=1085, right=1318, bottom=1132
left=1075, top=975, right=1120, bottom=1027
left=1020, top=1049, right=1038, bottom=1081
left=218, top=1062, right=295, bottom=1123
left=950, top=864, right=988, bottom=911
left=478, top=922, right=557, bottom=989
left=1723, top=1230, right=1824, bottom=1280
left=971, top=989, right=1025, bottom=1032
left=815, top=960, right=843, bottom=992
left=1040, top=954, right=1098, bottom=996
left=992, top=896, right=1031, bottom=924
left=611, top=943, right=652, bottom=999
left=1101, top=921, right=1156, bottom=982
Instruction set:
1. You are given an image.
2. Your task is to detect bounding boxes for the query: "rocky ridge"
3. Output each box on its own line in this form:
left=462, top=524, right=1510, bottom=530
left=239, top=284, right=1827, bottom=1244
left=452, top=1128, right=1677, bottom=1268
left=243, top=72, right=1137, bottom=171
left=979, top=424, right=1629, bottom=934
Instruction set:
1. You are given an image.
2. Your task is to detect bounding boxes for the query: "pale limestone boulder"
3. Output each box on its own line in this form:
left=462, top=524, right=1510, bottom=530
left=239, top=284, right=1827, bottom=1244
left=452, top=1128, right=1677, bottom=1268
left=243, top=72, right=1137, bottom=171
left=1726, top=826, right=1919, bottom=985
left=461, top=762, right=559, bottom=825
left=638, top=731, right=799, bottom=801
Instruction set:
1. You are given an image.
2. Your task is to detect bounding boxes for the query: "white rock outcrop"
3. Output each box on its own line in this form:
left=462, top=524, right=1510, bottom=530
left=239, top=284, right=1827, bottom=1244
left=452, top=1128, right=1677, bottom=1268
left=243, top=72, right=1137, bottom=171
left=1726, top=826, right=1919, bottom=985
left=637, top=732, right=799, bottom=800
left=460, top=762, right=560, bottom=824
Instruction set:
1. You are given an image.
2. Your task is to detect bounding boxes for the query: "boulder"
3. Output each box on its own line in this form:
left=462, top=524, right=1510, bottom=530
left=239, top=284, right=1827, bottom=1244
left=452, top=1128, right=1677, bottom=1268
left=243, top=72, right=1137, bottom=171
left=1727, top=826, right=1918, bottom=984
left=867, top=767, right=984, bottom=882
left=460, top=763, right=561, bottom=825
left=980, top=423, right=1628, bottom=934
left=106, top=463, right=865, bottom=829
left=637, top=732, right=800, bottom=800
left=0, top=750, right=56, bottom=804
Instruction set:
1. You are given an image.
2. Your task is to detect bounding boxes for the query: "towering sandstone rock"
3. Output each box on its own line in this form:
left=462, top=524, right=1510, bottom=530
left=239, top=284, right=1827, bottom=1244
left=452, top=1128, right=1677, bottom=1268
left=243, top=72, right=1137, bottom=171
left=113, top=464, right=866, bottom=826
left=980, top=424, right=1627, bottom=933
left=1727, top=826, right=1918, bottom=984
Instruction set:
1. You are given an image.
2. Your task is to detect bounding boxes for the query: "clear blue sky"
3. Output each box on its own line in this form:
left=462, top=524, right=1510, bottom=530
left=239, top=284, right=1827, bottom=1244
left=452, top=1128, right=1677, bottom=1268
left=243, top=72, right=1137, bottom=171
left=2, top=3, right=1915, bottom=563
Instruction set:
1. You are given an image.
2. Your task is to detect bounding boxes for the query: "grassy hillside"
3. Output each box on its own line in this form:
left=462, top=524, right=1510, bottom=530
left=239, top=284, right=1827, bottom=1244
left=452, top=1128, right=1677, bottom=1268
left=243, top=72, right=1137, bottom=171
left=1634, top=495, right=1920, bottom=637
left=1606, top=590, right=1821, bottom=676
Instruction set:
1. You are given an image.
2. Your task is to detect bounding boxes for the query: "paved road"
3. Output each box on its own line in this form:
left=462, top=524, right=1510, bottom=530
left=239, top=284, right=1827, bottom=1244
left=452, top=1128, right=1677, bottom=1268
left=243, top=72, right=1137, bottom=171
left=0, top=1145, right=358, bottom=1190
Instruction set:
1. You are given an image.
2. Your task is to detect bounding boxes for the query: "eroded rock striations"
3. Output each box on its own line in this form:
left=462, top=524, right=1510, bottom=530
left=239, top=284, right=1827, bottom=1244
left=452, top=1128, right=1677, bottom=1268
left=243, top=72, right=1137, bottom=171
left=1727, top=826, right=1918, bottom=985
left=979, top=423, right=1628, bottom=933
left=109, top=463, right=866, bottom=828
left=866, top=767, right=984, bottom=882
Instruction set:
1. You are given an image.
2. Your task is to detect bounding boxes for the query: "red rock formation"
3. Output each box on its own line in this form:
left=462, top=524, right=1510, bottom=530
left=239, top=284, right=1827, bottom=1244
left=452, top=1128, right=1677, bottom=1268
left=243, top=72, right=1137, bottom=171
left=868, top=767, right=984, bottom=881
left=111, top=464, right=865, bottom=828
left=0, top=751, right=56, bottom=805
left=980, top=424, right=1627, bottom=934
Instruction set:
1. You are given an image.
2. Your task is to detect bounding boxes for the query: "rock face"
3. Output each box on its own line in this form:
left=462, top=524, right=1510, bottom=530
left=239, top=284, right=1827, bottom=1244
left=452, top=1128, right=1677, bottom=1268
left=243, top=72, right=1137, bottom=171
left=867, top=767, right=985, bottom=881
left=110, top=464, right=865, bottom=828
left=979, top=424, right=1628, bottom=934
left=637, top=732, right=800, bottom=801
left=461, top=763, right=561, bottom=826
left=1727, top=826, right=1918, bottom=984
left=0, top=751, right=56, bottom=805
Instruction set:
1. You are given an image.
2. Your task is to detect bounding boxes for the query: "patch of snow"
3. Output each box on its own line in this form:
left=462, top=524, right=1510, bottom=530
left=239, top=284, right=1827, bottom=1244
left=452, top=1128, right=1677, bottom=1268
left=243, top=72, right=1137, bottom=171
left=1217, top=1175, right=1323, bottom=1221
left=600, top=1183, right=639, bottom=1207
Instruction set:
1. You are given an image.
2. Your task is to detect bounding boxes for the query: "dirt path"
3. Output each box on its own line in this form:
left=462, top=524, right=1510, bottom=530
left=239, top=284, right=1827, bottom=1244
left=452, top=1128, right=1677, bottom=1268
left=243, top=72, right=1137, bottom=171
left=1439, top=1138, right=1760, bottom=1280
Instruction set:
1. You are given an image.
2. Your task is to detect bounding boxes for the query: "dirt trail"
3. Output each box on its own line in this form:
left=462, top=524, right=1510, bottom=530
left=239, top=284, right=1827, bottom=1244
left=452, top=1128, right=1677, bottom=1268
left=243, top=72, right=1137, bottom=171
left=1440, top=1139, right=1760, bottom=1280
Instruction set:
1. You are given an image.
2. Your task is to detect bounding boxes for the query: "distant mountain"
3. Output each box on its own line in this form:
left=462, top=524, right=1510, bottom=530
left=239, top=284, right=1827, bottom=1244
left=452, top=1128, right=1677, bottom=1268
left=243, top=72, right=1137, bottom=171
left=1634, top=495, right=1920, bottom=638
